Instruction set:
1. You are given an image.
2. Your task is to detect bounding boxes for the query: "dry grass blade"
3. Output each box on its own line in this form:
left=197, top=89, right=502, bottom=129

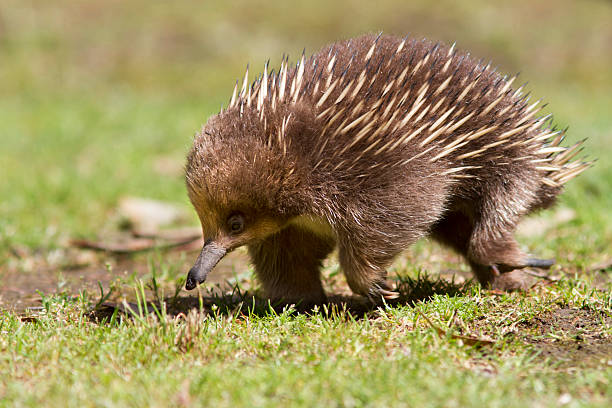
left=416, top=309, right=495, bottom=347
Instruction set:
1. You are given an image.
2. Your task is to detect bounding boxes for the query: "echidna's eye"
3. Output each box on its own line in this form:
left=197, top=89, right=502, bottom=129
left=227, top=213, right=244, bottom=234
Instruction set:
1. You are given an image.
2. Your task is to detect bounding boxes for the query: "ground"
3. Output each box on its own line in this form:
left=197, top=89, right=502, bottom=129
left=0, top=1, right=611, bottom=406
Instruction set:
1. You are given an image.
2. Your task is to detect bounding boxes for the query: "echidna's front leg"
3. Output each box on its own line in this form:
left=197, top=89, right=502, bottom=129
left=337, top=239, right=399, bottom=301
left=248, top=226, right=335, bottom=306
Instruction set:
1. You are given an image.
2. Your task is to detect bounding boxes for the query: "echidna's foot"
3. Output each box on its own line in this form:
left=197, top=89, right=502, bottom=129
left=488, top=270, right=532, bottom=291
left=266, top=286, right=328, bottom=310
left=269, top=294, right=328, bottom=313
left=471, top=262, right=532, bottom=291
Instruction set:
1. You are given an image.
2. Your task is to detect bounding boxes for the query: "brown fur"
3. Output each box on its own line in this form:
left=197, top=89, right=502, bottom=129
left=185, top=34, right=589, bottom=303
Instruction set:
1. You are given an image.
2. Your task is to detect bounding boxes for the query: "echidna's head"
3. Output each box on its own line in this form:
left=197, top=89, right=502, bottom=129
left=184, top=112, right=302, bottom=290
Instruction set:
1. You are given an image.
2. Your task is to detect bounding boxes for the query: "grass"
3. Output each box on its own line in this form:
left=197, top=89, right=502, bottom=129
left=1, top=276, right=610, bottom=407
left=1, top=0, right=611, bottom=406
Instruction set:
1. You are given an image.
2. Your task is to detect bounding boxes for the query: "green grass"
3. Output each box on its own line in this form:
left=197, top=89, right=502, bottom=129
left=1, top=0, right=611, bottom=406
left=1, top=277, right=610, bottom=407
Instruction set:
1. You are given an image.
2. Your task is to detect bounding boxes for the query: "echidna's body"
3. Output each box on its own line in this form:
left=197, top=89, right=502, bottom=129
left=185, top=34, right=589, bottom=303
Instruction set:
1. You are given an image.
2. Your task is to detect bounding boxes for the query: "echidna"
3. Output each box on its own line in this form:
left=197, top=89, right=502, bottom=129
left=184, top=33, right=590, bottom=303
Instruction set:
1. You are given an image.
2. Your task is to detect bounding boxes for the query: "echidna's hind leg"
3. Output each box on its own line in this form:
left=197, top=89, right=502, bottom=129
left=468, top=230, right=554, bottom=290
left=430, top=202, right=555, bottom=290
left=247, top=225, right=335, bottom=307
left=428, top=211, right=515, bottom=288
left=466, top=188, right=553, bottom=289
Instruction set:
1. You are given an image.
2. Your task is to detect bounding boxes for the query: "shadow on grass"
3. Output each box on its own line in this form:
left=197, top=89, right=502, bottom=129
left=90, top=272, right=470, bottom=322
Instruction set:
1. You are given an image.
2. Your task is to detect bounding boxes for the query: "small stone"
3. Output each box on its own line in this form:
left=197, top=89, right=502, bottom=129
left=558, top=393, right=572, bottom=405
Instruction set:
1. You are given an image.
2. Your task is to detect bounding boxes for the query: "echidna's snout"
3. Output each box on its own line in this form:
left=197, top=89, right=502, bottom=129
left=185, top=239, right=227, bottom=290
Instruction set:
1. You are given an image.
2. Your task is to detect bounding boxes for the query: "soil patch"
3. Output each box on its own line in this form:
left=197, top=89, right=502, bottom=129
left=0, top=248, right=251, bottom=314
left=519, top=307, right=612, bottom=369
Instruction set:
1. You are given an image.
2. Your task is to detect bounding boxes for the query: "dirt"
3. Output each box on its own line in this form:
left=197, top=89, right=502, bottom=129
left=518, top=307, right=612, bottom=369
left=0, top=247, right=251, bottom=314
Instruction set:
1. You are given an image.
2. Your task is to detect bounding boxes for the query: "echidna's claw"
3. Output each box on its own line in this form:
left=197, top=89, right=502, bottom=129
left=379, top=288, right=400, bottom=300
left=491, top=264, right=501, bottom=276
left=525, top=258, right=555, bottom=269
left=370, top=281, right=399, bottom=300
